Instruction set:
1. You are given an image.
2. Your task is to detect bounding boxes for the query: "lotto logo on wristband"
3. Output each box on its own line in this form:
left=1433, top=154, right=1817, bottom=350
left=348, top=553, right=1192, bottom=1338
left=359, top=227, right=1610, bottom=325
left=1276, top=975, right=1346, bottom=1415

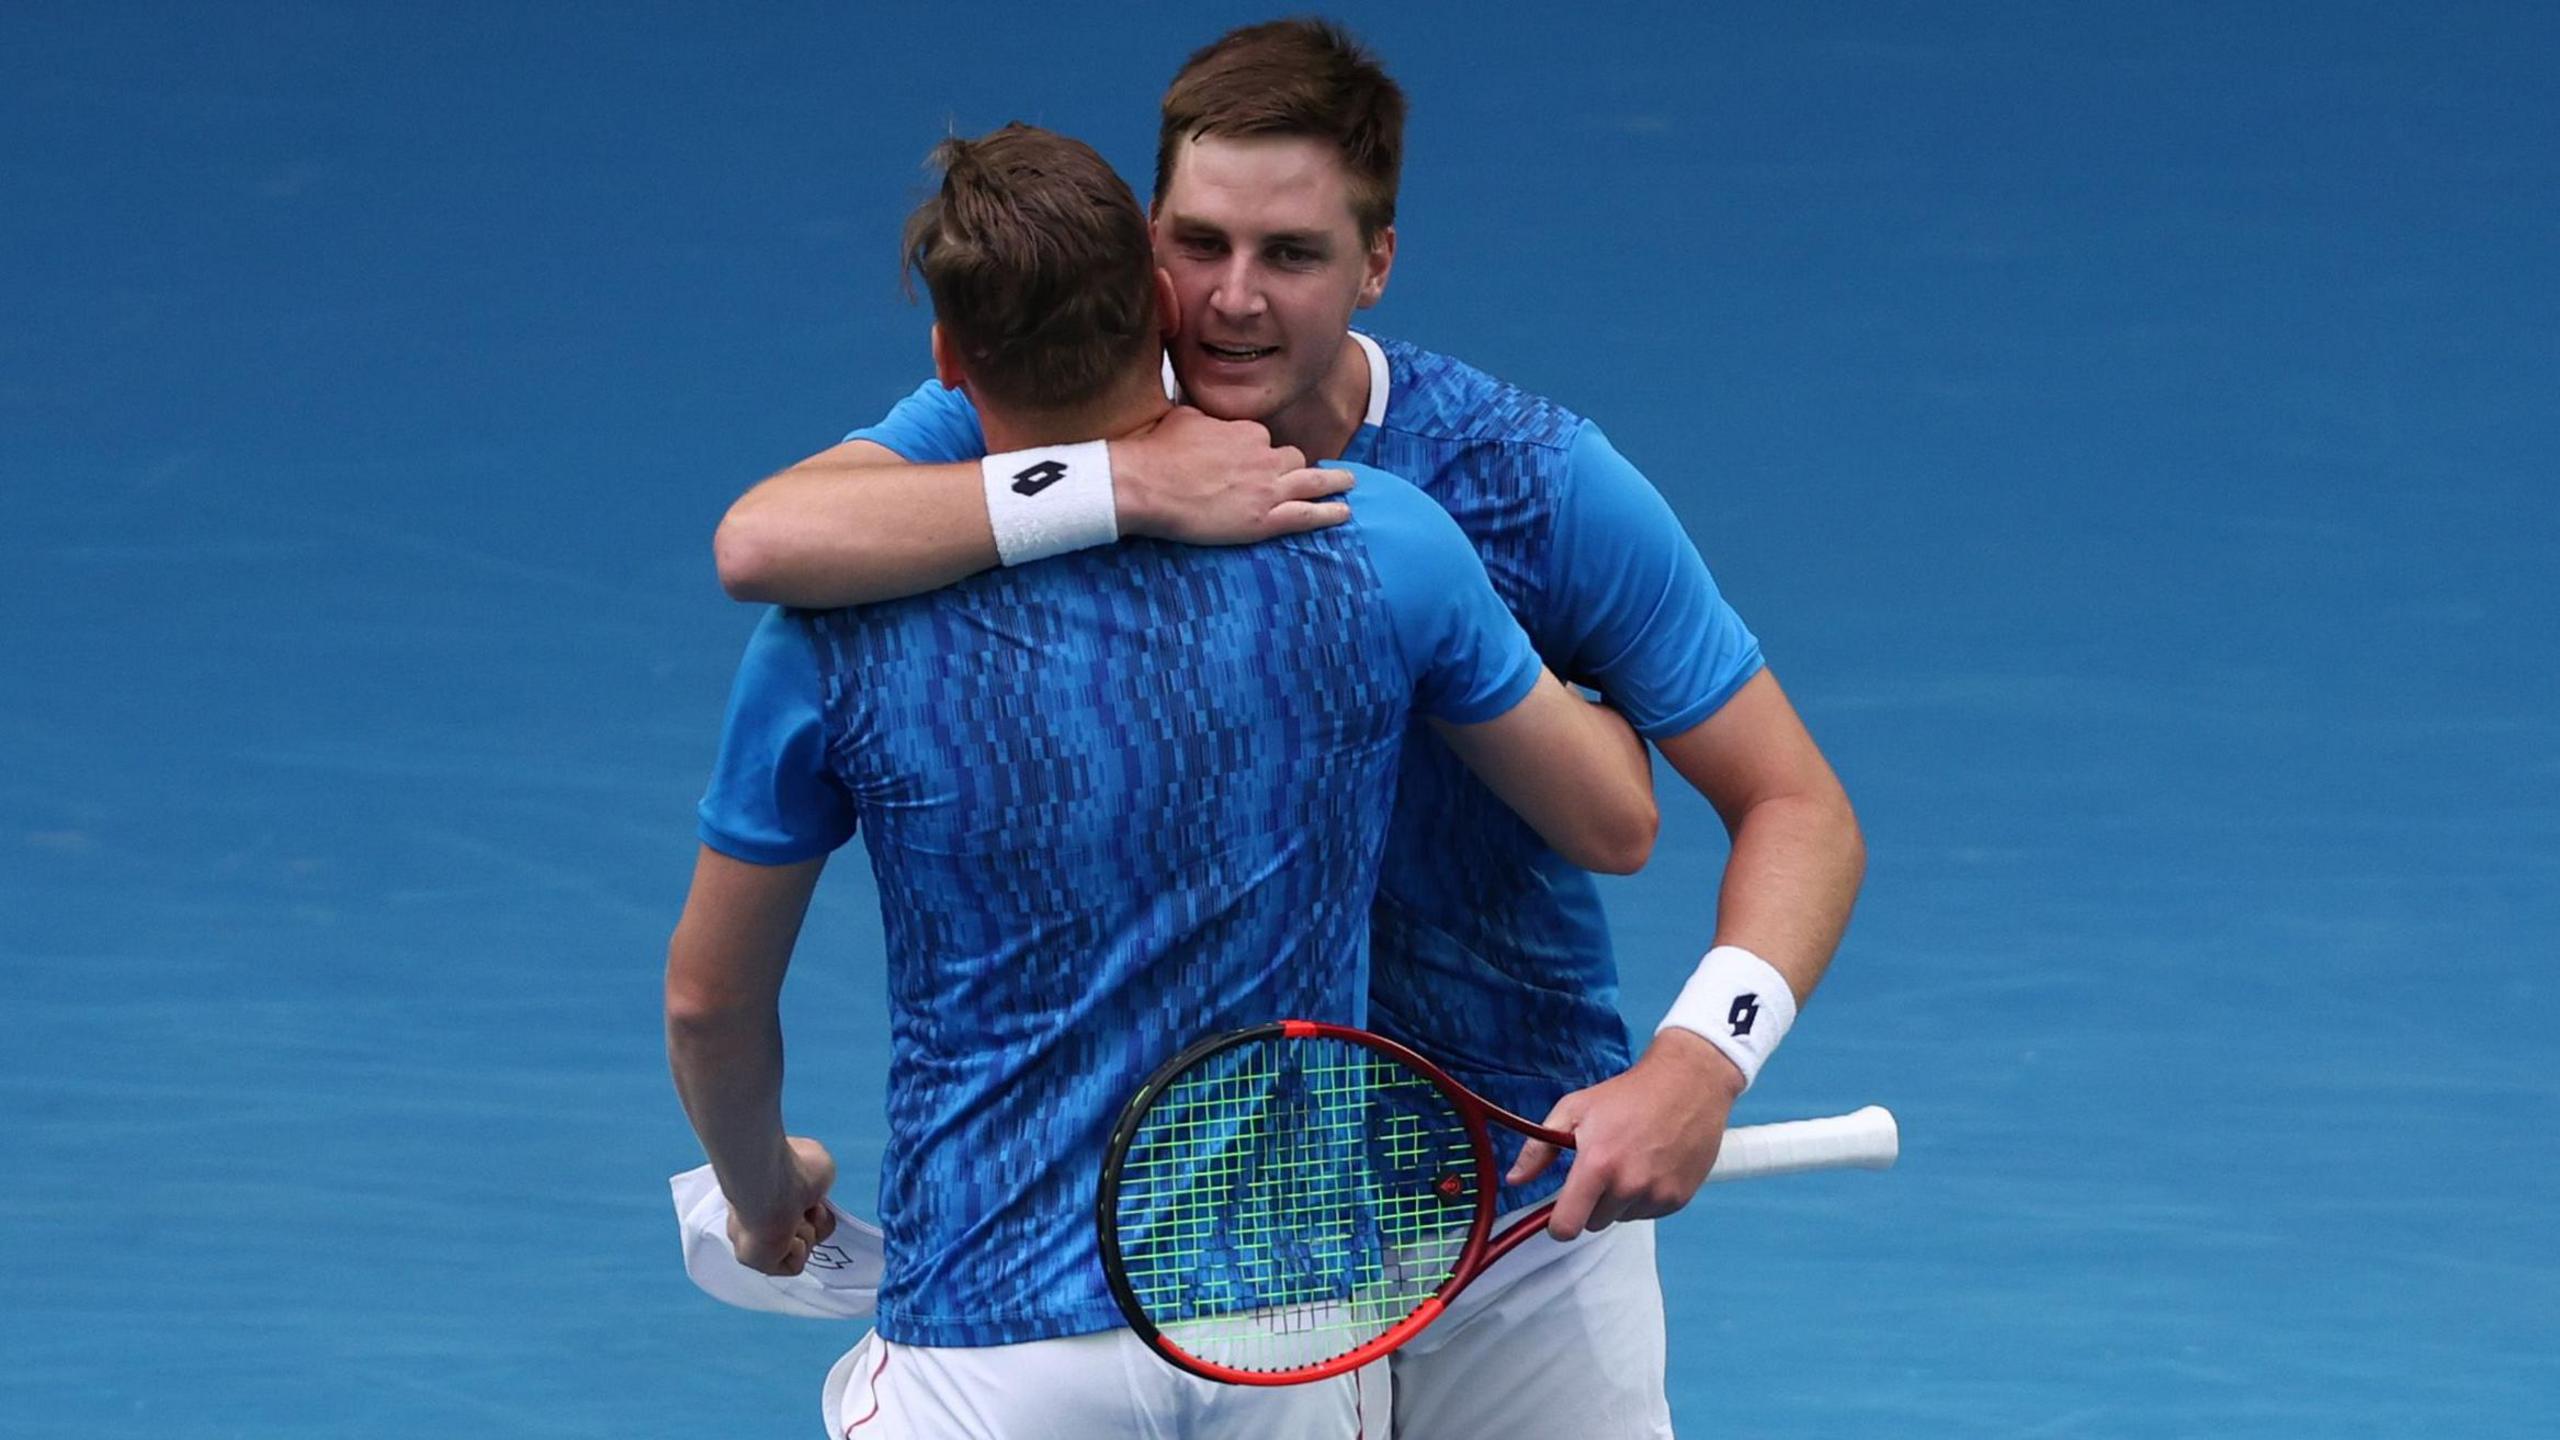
left=983, top=441, right=1116, bottom=566
left=1659, top=946, right=1797, bottom=1092
left=1011, top=460, right=1068, bottom=496
left=1728, top=993, right=1760, bottom=1037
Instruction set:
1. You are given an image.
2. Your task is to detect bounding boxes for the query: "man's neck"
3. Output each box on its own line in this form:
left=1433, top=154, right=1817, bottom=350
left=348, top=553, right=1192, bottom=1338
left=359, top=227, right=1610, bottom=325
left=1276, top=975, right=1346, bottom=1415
left=1261, top=332, right=1371, bottom=460
left=978, top=370, right=1174, bottom=454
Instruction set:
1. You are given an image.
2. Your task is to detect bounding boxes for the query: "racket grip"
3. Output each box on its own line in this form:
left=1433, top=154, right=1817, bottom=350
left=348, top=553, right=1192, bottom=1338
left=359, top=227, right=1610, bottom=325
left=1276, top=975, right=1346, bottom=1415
left=1705, top=1105, right=1899, bottom=1183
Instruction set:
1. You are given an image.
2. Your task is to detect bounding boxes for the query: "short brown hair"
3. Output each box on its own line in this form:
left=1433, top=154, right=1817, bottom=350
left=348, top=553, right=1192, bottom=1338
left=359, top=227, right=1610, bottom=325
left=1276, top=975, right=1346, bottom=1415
left=1155, top=19, right=1406, bottom=240
left=902, top=124, right=1159, bottom=411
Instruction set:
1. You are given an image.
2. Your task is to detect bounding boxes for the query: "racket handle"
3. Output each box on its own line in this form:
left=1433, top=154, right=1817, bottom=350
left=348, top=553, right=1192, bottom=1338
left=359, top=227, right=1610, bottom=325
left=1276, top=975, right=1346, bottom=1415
left=1705, top=1105, right=1899, bottom=1183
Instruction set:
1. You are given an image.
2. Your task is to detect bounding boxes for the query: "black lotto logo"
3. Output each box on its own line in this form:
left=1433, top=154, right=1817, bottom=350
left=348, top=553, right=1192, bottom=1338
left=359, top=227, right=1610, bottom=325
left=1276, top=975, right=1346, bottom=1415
left=1727, top=993, right=1760, bottom=1038
left=1012, top=459, right=1069, bottom=496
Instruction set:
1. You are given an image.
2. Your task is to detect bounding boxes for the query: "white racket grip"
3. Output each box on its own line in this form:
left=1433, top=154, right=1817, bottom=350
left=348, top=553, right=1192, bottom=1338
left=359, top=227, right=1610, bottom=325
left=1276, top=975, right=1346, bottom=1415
left=1705, top=1105, right=1899, bottom=1184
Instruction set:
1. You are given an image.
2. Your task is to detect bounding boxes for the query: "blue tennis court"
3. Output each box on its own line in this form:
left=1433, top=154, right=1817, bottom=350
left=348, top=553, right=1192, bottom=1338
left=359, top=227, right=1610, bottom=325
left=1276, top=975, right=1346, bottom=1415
left=5, top=4, right=2552, bottom=1435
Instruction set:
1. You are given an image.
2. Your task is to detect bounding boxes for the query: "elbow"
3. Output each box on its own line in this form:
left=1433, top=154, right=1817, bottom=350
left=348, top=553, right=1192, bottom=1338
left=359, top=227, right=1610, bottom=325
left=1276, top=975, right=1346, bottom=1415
left=712, top=510, right=784, bottom=603
left=665, top=938, right=756, bottom=1035
left=664, top=974, right=730, bottom=1037
left=1569, top=794, right=1659, bottom=876
left=1607, top=798, right=1661, bottom=875
left=1805, top=773, right=1867, bottom=889
left=1838, top=795, right=1869, bottom=889
left=664, top=982, right=727, bottom=1035
left=665, top=982, right=765, bottom=1062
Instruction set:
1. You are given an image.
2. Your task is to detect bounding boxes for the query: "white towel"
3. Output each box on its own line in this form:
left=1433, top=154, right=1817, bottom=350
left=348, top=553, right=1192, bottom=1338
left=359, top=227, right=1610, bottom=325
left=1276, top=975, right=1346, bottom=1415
left=668, top=1164, right=882, bottom=1320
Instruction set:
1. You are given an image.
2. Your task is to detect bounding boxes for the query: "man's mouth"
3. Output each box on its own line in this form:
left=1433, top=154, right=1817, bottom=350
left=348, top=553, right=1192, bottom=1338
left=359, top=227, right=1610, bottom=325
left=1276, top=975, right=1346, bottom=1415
left=1200, top=341, right=1279, bottom=363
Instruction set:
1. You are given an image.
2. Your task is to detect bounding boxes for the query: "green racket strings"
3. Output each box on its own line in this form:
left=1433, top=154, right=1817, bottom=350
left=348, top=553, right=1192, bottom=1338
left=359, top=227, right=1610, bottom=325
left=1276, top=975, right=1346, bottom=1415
left=1110, top=1034, right=1478, bottom=1372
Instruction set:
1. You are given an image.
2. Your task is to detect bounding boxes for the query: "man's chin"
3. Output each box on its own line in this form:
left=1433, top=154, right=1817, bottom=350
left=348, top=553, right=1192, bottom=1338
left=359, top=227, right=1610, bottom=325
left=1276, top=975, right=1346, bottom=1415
left=1172, top=371, right=1276, bottom=425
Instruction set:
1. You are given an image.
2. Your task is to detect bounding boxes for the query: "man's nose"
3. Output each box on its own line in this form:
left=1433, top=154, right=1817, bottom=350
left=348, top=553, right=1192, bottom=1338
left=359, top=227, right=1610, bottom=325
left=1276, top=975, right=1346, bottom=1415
left=1209, top=256, right=1266, bottom=319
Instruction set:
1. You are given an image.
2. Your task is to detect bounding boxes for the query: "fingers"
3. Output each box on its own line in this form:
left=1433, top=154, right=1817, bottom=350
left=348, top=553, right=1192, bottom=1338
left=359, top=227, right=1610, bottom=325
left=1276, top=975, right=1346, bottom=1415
left=726, top=1138, right=841, bottom=1276
left=769, top=1211, right=826, bottom=1275
left=730, top=1218, right=815, bottom=1276
left=1281, top=466, right=1355, bottom=501
left=789, top=1136, right=839, bottom=1247
left=1263, top=499, right=1353, bottom=536
left=1511, top=1092, right=1583, bottom=1188
left=1583, top=1187, right=1632, bottom=1234
left=1508, top=1136, right=1560, bottom=1185
left=1546, top=1157, right=1601, bottom=1242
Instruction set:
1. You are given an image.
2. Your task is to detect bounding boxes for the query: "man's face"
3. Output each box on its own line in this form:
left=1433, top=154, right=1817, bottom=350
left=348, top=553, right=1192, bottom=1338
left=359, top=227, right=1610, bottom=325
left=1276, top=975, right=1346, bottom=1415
left=1152, top=134, right=1392, bottom=434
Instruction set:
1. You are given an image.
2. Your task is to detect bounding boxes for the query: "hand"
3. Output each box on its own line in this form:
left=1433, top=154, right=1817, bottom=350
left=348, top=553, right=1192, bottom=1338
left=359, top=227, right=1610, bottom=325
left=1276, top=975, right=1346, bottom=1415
left=1508, top=1029, right=1746, bottom=1241
left=725, top=1135, right=839, bottom=1276
left=1114, top=406, right=1354, bottom=544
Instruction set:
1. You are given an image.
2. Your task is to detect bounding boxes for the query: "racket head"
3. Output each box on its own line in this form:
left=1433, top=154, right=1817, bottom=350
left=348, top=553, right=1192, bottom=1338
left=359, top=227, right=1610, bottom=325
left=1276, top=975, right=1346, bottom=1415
left=1096, top=1020, right=1498, bottom=1385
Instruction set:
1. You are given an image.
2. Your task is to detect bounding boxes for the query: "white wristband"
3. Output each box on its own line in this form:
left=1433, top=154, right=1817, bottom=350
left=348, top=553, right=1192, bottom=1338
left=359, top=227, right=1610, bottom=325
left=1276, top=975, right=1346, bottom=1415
left=1656, top=945, right=1796, bottom=1091
left=983, top=441, right=1117, bottom=566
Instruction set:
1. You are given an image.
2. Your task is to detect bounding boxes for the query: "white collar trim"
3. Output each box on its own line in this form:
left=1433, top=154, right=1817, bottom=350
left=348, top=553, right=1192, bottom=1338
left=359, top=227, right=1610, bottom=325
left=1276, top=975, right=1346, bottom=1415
left=1351, top=330, right=1390, bottom=427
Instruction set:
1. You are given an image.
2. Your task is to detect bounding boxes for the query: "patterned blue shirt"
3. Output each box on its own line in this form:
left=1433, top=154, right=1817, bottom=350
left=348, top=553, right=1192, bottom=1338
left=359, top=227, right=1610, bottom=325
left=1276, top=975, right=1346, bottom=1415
left=697, top=462, right=1540, bottom=1345
left=849, top=332, right=1765, bottom=1208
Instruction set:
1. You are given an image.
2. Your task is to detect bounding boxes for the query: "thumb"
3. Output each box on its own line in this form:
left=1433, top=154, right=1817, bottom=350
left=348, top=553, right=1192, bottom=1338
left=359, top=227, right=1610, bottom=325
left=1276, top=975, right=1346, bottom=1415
left=791, top=1136, right=838, bottom=1192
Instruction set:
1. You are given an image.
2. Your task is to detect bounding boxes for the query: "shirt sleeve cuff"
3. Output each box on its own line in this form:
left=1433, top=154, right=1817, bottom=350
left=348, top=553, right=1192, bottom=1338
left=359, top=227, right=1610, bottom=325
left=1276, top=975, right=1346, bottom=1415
left=1433, top=645, right=1546, bottom=727
left=696, top=816, right=838, bottom=867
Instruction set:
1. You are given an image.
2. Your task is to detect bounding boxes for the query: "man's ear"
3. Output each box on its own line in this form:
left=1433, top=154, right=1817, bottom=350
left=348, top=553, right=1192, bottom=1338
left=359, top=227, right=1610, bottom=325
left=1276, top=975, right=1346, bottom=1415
left=1154, top=268, right=1181, bottom=340
left=930, top=323, right=968, bottom=390
left=1357, top=224, right=1397, bottom=310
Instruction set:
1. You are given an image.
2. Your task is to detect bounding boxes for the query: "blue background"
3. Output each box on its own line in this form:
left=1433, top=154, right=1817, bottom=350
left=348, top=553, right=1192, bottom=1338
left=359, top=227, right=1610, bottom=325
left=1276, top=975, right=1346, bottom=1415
left=4, top=3, right=2552, bottom=1435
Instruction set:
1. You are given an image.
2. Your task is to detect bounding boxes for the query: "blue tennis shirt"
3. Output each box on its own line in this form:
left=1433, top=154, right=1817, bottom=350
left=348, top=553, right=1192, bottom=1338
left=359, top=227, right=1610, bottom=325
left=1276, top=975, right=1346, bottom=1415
left=697, top=460, right=1540, bottom=1346
left=849, top=332, right=1766, bottom=1206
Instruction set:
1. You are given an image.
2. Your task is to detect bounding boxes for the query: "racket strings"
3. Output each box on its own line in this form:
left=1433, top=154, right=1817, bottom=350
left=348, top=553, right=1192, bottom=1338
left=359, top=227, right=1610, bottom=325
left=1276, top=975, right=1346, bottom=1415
left=1109, top=1036, right=1477, bottom=1373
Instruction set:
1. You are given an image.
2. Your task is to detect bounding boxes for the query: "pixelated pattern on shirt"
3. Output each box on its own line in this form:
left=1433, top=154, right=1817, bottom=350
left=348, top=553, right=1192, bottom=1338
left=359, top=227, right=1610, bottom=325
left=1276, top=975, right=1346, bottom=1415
left=1346, top=336, right=1634, bottom=1206
left=802, top=530, right=1410, bottom=1346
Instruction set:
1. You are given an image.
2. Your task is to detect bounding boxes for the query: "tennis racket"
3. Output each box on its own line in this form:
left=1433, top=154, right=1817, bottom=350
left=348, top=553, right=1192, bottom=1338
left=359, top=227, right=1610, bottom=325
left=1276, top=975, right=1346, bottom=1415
left=1096, top=1019, right=1898, bottom=1386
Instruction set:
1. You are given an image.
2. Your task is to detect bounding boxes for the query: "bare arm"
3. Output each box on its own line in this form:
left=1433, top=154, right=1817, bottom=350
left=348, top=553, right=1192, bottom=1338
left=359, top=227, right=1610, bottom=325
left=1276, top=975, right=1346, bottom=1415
left=1517, top=668, right=1866, bottom=1237
left=1429, top=670, right=1659, bottom=876
left=1656, top=667, right=1865, bottom=1000
left=715, top=441, right=994, bottom=606
left=716, top=410, right=1356, bottom=607
left=664, top=846, right=839, bottom=1274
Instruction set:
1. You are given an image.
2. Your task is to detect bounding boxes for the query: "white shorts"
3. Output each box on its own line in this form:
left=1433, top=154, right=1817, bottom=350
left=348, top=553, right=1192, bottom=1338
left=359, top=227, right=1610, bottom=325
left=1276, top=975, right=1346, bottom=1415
left=819, top=1327, right=1390, bottom=1440
left=1390, top=1215, right=1673, bottom=1439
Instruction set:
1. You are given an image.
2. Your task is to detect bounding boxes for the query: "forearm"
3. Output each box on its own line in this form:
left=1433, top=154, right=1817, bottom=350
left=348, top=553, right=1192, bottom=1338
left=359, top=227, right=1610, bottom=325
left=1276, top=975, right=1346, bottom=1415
left=1709, top=785, right=1864, bottom=1002
left=663, top=848, right=824, bottom=1220
left=714, top=413, right=1353, bottom=607
left=716, top=453, right=996, bottom=606
left=1432, top=674, right=1658, bottom=875
left=1551, top=686, right=1658, bottom=870
left=1652, top=671, right=1864, bottom=1003
left=667, top=1002, right=797, bottom=1219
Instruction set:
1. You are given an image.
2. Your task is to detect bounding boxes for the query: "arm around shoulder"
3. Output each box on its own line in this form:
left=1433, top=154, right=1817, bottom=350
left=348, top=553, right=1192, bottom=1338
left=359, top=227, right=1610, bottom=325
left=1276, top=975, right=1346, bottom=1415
left=714, top=440, right=1000, bottom=607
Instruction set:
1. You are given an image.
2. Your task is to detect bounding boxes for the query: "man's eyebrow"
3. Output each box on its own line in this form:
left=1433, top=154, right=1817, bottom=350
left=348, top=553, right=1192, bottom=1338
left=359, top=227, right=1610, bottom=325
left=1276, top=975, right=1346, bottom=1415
left=1162, top=215, right=1331, bottom=250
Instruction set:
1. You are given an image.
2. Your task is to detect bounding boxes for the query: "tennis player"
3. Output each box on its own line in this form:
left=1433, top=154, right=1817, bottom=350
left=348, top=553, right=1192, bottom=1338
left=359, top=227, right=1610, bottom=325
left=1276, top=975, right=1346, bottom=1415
left=668, top=124, right=1664, bottom=1438
left=711, top=23, right=1866, bottom=1436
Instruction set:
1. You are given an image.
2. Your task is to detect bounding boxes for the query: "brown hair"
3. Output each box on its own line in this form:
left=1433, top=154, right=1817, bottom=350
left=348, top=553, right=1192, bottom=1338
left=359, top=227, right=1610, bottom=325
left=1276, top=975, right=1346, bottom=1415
left=1155, top=18, right=1406, bottom=240
left=902, top=124, right=1159, bottom=411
